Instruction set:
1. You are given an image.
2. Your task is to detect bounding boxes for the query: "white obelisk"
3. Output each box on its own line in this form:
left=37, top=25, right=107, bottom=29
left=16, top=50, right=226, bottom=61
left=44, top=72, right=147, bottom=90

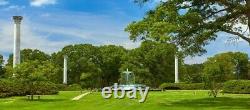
left=63, top=55, right=68, bottom=84
left=175, top=55, right=179, bottom=83
left=13, top=16, right=22, bottom=69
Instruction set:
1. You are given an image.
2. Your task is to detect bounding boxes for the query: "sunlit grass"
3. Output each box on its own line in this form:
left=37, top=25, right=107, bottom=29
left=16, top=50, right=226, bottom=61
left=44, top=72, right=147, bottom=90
left=0, top=90, right=249, bottom=110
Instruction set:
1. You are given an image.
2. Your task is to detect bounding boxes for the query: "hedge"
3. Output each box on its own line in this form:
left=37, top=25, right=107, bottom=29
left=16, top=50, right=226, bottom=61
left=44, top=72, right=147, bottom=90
left=56, top=84, right=82, bottom=91
left=159, top=83, right=205, bottom=90
left=223, top=80, right=250, bottom=94
left=0, top=79, right=58, bottom=98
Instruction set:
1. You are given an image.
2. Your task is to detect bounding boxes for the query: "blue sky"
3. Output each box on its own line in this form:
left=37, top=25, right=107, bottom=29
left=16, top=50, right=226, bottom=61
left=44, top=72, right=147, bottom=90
left=0, top=0, right=249, bottom=64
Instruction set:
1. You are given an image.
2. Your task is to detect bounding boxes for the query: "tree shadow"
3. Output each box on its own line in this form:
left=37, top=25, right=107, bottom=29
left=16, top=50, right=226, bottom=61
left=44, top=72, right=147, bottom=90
left=162, top=97, right=250, bottom=109
left=20, top=98, right=66, bottom=102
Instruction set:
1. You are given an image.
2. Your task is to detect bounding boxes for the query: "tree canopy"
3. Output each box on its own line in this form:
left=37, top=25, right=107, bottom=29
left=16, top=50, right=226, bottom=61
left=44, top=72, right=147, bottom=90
left=7, top=49, right=50, bottom=66
left=127, top=0, right=250, bottom=55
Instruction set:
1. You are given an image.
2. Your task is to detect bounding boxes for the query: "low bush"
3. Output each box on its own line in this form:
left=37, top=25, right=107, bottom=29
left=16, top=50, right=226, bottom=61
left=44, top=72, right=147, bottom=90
left=56, top=84, right=82, bottom=91
left=0, top=79, right=58, bottom=98
left=223, top=80, right=250, bottom=94
left=159, top=83, right=205, bottom=90
left=29, top=81, right=58, bottom=95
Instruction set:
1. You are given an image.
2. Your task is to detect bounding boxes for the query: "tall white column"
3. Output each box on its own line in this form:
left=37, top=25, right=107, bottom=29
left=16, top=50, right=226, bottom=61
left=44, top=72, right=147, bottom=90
left=13, top=16, right=22, bottom=69
left=63, top=55, right=68, bottom=84
left=175, top=55, right=179, bottom=83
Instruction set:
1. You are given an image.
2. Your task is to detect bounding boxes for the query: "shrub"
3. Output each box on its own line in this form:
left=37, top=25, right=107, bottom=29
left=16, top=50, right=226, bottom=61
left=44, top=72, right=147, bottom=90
left=0, top=79, right=28, bottom=97
left=0, top=79, right=58, bottom=98
left=159, top=83, right=205, bottom=90
left=29, top=81, right=58, bottom=95
left=56, top=84, right=82, bottom=91
left=223, top=80, right=250, bottom=94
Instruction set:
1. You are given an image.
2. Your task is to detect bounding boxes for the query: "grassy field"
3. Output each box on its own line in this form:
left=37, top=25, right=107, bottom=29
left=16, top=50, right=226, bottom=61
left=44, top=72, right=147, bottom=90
left=0, top=90, right=250, bottom=110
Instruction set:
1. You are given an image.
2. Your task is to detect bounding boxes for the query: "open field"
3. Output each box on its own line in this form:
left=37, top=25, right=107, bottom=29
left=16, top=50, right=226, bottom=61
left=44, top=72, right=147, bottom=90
left=0, top=91, right=249, bottom=110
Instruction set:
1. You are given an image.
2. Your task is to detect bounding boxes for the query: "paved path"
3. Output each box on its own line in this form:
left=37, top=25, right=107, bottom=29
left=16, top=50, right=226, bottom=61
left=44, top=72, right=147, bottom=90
left=72, top=92, right=91, bottom=101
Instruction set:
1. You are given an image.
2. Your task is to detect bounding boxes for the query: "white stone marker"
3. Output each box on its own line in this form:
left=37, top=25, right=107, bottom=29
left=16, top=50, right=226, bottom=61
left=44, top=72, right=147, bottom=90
left=63, top=55, right=68, bottom=84
left=175, top=55, right=179, bottom=83
left=13, top=16, right=22, bottom=69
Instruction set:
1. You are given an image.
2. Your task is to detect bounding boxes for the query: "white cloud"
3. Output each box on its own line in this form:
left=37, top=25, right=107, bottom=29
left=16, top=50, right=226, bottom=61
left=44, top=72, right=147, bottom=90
left=3, top=5, right=25, bottom=11
left=0, top=0, right=8, bottom=6
left=30, top=0, right=57, bottom=7
left=0, top=19, right=70, bottom=55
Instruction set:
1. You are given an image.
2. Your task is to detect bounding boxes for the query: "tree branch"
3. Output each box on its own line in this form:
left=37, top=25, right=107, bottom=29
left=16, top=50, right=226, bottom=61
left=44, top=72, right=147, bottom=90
left=222, top=29, right=250, bottom=43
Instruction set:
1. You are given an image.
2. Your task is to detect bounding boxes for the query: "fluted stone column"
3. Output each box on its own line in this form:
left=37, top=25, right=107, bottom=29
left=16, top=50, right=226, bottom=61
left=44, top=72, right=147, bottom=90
left=63, top=55, right=68, bottom=84
left=13, top=16, right=22, bottom=69
left=175, top=55, right=179, bottom=83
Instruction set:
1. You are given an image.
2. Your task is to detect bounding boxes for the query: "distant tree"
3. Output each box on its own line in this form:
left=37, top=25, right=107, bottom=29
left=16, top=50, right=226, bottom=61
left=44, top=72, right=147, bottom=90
left=248, top=62, right=250, bottom=79
left=98, top=45, right=127, bottom=87
left=5, top=60, right=61, bottom=83
left=203, top=52, right=249, bottom=97
left=7, top=49, right=50, bottom=66
left=120, top=41, right=183, bottom=87
left=182, top=64, right=203, bottom=83
left=6, top=61, right=58, bottom=99
left=51, top=44, right=102, bottom=84
left=128, top=0, right=250, bottom=55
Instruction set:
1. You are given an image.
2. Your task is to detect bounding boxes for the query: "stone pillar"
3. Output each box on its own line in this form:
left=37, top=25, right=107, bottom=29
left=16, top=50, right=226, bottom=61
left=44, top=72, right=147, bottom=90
left=13, top=16, right=22, bottom=69
left=63, top=55, right=68, bottom=84
left=175, top=55, right=179, bottom=83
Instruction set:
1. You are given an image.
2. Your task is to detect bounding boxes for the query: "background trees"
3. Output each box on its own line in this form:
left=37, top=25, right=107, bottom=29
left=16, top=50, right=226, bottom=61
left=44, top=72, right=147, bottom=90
left=120, top=41, right=183, bottom=87
left=182, top=64, right=203, bottom=83
left=1, top=44, right=248, bottom=89
left=6, top=49, right=50, bottom=67
left=203, top=52, right=249, bottom=97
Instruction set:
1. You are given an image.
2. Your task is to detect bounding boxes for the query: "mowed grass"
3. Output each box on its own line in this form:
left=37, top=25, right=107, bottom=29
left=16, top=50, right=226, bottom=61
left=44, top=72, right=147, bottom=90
left=0, top=90, right=250, bottom=110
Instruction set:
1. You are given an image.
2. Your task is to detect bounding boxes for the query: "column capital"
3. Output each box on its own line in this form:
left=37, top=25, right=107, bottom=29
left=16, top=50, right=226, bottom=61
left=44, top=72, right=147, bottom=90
left=13, top=16, right=23, bottom=24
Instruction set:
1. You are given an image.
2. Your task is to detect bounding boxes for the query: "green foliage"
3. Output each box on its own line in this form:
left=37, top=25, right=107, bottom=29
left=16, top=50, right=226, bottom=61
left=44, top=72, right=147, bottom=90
left=223, top=80, right=250, bottom=94
left=29, top=81, right=58, bottom=95
left=52, top=44, right=102, bottom=85
left=5, top=60, right=61, bottom=83
left=56, top=84, right=82, bottom=91
left=128, top=0, right=250, bottom=55
left=182, top=64, right=203, bottom=83
left=203, top=52, right=249, bottom=81
left=7, top=49, right=50, bottom=67
left=159, top=83, right=205, bottom=90
left=1, top=60, right=59, bottom=97
left=0, top=79, right=27, bottom=97
left=120, top=41, right=182, bottom=87
left=200, top=52, right=250, bottom=97
left=0, top=79, right=58, bottom=98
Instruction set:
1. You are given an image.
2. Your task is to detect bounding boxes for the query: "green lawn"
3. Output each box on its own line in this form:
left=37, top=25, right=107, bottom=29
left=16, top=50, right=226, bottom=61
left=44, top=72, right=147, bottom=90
left=0, top=90, right=250, bottom=110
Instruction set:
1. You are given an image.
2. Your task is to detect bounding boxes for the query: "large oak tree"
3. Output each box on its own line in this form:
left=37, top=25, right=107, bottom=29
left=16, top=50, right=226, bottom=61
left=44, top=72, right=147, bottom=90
left=127, top=0, right=250, bottom=55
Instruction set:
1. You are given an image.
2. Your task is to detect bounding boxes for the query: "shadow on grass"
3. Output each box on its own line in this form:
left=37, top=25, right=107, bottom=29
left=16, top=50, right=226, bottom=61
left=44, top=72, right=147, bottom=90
left=20, top=98, right=66, bottom=102
left=161, top=97, right=250, bottom=109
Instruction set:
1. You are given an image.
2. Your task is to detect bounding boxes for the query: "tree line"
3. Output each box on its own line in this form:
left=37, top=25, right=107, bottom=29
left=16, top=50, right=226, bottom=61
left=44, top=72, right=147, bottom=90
left=0, top=41, right=249, bottom=89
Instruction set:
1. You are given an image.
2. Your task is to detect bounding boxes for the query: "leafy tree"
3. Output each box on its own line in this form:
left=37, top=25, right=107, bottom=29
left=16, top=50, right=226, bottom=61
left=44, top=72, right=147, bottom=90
left=5, top=60, right=58, bottom=99
left=98, top=45, right=127, bottom=87
left=7, top=49, right=50, bottom=66
left=182, top=64, right=203, bottom=83
left=5, top=60, right=61, bottom=83
left=203, top=52, right=249, bottom=97
left=128, top=0, right=250, bottom=55
left=120, top=41, right=183, bottom=87
left=248, top=62, right=250, bottom=79
left=51, top=44, right=101, bottom=84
